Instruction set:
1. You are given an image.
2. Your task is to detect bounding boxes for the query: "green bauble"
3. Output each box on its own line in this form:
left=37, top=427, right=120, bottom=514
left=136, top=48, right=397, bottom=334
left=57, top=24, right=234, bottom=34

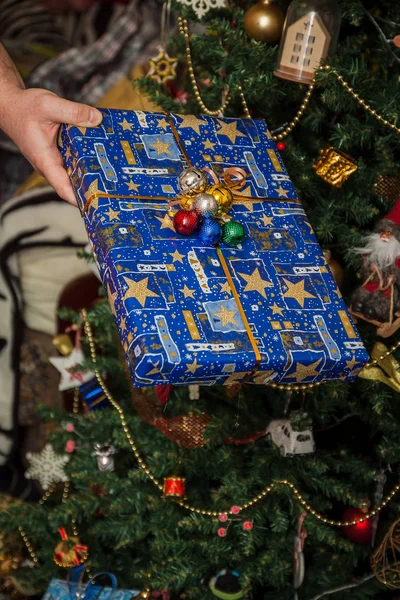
left=221, top=221, right=245, bottom=247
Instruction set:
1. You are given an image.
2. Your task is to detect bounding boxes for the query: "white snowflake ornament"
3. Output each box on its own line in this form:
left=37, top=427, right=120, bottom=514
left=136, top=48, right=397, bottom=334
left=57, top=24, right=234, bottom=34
left=177, top=0, right=227, bottom=19
left=25, top=444, right=69, bottom=490
left=49, top=348, right=95, bottom=391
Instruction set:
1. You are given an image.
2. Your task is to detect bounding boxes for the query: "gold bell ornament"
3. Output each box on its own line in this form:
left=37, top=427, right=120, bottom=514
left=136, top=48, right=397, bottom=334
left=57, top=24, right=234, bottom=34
left=244, top=0, right=285, bottom=44
left=207, top=184, right=234, bottom=215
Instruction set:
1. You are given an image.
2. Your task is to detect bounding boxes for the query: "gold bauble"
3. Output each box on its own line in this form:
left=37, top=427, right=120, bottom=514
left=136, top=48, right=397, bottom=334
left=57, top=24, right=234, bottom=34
left=323, top=249, right=344, bottom=289
left=179, top=196, right=195, bottom=211
left=244, top=0, right=285, bottom=44
left=208, top=184, right=234, bottom=215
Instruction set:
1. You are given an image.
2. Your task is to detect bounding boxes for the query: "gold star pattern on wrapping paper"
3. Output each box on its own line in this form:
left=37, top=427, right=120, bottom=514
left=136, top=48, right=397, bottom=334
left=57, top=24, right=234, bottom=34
left=276, top=185, right=289, bottom=198
left=147, top=47, right=177, bottom=85
left=219, top=281, right=232, bottom=295
left=346, top=356, right=360, bottom=371
left=216, top=119, right=246, bottom=144
left=118, top=118, right=134, bottom=131
left=203, top=139, right=216, bottom=151
left=177, top=114, right=208, bottom=135
left=179, top=285, right=196, bottom=299
left=186, top=358, right=201, bottom=374
left=214, top=305, right=238, bottom=327
left=84, top=178, right=101, bottom=211
left=157, top=117, right=169, bottom=131
left=150, top=138, right=172, bottom=156
left=107, top=283, right=118, bottom=317
left=282, top=278, right=315, bottom=308
left=122, top=275, right=159, bottom=308
left=286, top=358, right=323, bottom=383
left=104, top=207, right=120, bottom=222
left=156, top=213, right=176, bottom=231
left=64, top=146, right=72, bottom=161
left=260, top=215, right=274, bottom=227
left=238, top=268, right=273, bottom=299
left=125, top=180, right=141, bottom=192
left=252, top=370, right=276, bottom=384
left=120, top=316, right=127, bottom=334
left=170, top=249, right=185, bottom=263
left=270, top=302, right=284, bottom=316
left=146, top=360, right=166, bottom=379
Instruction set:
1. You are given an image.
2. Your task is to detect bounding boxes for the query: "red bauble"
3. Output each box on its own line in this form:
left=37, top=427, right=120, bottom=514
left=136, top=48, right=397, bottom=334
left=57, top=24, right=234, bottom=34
left=173, top=210, right=198, bottom=235
left=276, top=142, right=286, bottom=151
left=342, top=507, right=372, bottom=544
left=155, top=384, right=174, bottom=405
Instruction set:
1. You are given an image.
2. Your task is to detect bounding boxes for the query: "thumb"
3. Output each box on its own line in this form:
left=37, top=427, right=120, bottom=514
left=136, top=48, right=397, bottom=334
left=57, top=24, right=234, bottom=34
left=45, top=95, right=103, bottom=127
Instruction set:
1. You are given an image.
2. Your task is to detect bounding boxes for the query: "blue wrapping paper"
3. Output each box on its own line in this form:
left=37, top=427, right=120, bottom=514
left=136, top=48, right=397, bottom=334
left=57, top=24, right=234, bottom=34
left=60, top=109, right=368, bottom=387
left=42, top=578, right=139, bottom=600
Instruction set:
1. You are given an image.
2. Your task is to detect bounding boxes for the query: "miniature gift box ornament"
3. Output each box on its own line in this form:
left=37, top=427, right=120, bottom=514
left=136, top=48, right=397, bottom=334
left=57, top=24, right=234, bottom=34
left=274, top=0, right=341, bottom=84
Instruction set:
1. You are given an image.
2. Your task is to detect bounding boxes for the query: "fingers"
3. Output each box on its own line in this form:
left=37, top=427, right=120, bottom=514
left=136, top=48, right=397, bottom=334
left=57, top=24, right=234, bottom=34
left=43, top=94, right=103, bottom=127
left=43, top=162, right=77, bottom=205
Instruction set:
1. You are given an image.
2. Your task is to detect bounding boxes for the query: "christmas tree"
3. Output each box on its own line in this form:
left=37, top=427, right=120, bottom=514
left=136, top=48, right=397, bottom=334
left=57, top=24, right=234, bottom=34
left=2, top=1, right=400, bottom=599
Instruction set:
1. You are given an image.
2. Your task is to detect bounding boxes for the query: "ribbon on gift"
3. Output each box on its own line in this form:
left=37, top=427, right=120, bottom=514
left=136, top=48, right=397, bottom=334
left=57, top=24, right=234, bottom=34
left=359, top=342, right=400, bottom=392
left=203, top=166, right=247, bottom=192
left=165, top=166, right=248, bottom=211
left=68, top=570, right=117, bottom=600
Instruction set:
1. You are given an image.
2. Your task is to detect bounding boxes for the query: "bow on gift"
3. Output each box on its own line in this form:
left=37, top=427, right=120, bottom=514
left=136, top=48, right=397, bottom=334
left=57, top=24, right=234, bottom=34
left=68, top=570, right=117, bottom=600
left=204, top=166, right=247, bottom=193
left=359, top=342, right=400, bottom=392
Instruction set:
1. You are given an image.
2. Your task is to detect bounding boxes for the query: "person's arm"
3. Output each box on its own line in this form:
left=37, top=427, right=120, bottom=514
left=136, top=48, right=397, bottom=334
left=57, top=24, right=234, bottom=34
left=0, top=44, right=102, bottom=204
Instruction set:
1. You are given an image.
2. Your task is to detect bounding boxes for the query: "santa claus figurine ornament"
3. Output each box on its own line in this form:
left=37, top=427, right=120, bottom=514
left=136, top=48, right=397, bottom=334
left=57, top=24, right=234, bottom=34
left=351, top=198, right=400, bottom=337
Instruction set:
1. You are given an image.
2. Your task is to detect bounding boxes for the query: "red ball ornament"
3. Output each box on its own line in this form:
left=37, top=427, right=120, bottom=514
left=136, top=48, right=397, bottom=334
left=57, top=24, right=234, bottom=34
left=276, top=142, right=286, bottom=151
left=342, top=507, right=372, bottom=544
left=173, top=210, right=198, bottom=236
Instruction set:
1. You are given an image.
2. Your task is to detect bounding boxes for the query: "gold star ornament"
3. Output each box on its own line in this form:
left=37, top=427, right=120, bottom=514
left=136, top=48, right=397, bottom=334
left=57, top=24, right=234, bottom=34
left=147, top=47, right=177, bottom=85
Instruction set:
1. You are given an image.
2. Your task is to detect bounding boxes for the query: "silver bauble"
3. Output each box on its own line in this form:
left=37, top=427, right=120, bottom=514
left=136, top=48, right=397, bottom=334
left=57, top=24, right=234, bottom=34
left=193, top=193, right=218, bottom=217
left=178, top=168, right=208, bottom=196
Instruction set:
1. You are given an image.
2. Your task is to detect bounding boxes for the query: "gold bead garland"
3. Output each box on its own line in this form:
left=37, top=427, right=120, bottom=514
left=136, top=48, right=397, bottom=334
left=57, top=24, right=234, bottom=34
left=18, top=526, right=39, bottom=566
left=178, top=17, right=231, bottom=117
left=81, top=310, right=400, bottom=526
left=322, top=65, right=400, bottom=135
left=178, top=17, right=400, bottom=141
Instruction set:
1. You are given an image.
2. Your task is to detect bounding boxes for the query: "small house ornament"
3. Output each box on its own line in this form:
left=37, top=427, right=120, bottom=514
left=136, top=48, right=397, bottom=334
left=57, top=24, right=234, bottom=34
left=274, top=0, right=341, bottom=84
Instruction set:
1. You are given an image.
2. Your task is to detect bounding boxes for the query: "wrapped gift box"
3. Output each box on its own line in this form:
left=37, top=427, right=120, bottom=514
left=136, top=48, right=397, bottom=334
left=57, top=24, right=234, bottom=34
left=60, top=110, right=368, bottom=387
left=42, top=578, right=140, bottom=600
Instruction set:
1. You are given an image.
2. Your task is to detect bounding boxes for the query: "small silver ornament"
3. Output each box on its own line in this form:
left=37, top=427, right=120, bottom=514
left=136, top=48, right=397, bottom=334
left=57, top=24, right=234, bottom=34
left=92, top=443, right=116, bottom=472
left=178, top=168, right=208, bottom=196
left=193, top=193, right=218, bottom=217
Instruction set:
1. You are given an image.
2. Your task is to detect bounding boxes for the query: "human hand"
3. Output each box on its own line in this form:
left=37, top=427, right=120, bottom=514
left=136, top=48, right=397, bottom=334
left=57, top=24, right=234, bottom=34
left=0, top=88, right=103, bottom=204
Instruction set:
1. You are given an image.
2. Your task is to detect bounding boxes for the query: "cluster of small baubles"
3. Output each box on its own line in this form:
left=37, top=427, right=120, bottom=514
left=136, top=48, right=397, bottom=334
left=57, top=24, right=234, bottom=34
left=173, top=168, right=245, bottom=247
